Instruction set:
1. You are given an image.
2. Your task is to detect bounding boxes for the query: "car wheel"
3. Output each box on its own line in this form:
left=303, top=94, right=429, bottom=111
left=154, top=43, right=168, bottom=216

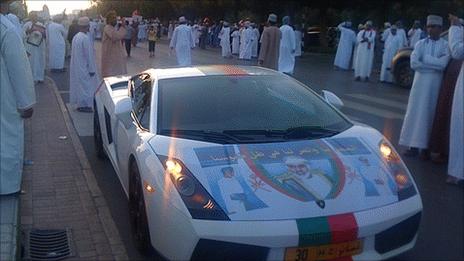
left=395, top=59, right=413, bottom=89
left=93, top=108, right=106, bottom=159
left=129, top=162, right=152, bottom=255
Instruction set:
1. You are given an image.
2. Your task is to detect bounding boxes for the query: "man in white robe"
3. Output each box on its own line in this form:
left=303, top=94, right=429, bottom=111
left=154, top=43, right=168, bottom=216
left=334, top=21, right=356, bottom=70
left=95, top=19, right=103, bottom=40
left=5, top=1, right=24, bottom=39
left=219, top=21, right=231, bottom=58
left=169, top=16, right=195, bottom=66
left=0, top=9, right=36, bottom=195
left=380, top=25, right=402, bottom=83
left=239, top=21, right=253, bottom=60
left=408, top=20, right=423, bottom=48
left=193, top=23, right=201, bottom=46
left=231, top=26, right=240, bottom=55
left=23, top=12, right=46, bottom=83
left=354, top=21, right=376, bottom=81
left=70, top=17, right=98, bottom=112
left=278, top=16, right=296, bottom=74
left=352, top=24, right=364, bottom=70
left=168, top=21, right=174, bottom=40
left=294, top=25, right=303, bottom=57
left=447, top=15, right=464, bottom=184
left=137, top=22, right=144, bottom=41
left=252, top=23, right=260, bottom=58
left=88, top=18, right=97, bottom=42
left=399, top=15, right=450, bottom=159
left=47, top=16, right=67, bottom=71
left=396, top=21, right=408, bottom=47
left=381, top=22, right=391, bottom=42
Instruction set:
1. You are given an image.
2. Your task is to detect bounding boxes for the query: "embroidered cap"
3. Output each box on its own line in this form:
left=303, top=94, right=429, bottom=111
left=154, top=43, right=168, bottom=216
left=426, top=15, right=443, bottom=26
left=78, top=17, right=90, bottom=26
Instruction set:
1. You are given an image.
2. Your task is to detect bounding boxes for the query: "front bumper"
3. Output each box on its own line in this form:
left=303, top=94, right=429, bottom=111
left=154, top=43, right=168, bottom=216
left=146, top=194, right=422, bottom=261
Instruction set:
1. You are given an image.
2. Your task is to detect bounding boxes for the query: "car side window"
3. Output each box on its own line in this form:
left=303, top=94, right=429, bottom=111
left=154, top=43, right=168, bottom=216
left=130, top=74, right=152, bottom=130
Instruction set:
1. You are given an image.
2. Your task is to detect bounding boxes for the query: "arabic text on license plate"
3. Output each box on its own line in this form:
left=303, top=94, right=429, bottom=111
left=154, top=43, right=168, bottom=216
left=284, top=240, right=362, bottom=261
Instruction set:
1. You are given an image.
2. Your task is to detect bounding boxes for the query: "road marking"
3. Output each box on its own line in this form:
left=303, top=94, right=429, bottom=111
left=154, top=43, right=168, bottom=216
left=66, top=103, right=94, bottom=137
left=342, top=100, right=404, bottom=120
left=345, top=93, right=407, bottom=110
left=382, top=92, right=410, bottom=102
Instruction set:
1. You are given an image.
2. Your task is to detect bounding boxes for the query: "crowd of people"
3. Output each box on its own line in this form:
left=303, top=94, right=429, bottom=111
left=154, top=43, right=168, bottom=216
left=0, top=0, right=462, bottom=197
left=332, top=14, right=463, bottom=185
left=166, top=13, right=304, bottom=74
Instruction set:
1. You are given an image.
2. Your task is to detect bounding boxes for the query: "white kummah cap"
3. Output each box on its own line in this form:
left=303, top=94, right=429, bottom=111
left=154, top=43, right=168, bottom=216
left=268, top=13, right=277, bottom=23
left=223, top=21, right=229, bottom=26
left=426, top=15, right=443, bottom=26
left=179, top=16, right=186, bottom=23
left=78, top=16, right=90, bottom=26
left=53, top=14, right=64, bottom=22
left=391, top=25, right=398, bottom=29
left=384, top=22, right=391, bottom=27
left=282, top=16, right=290, bottom=25
left=365, top=20, right=373, bottom=26
left=9, top=1, right=21, bottom=12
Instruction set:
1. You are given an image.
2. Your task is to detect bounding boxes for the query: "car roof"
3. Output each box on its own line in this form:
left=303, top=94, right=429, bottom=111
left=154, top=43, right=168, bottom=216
left=102, top=66, right=282, bottom=86
left=147, top=65, right=280, bottom=80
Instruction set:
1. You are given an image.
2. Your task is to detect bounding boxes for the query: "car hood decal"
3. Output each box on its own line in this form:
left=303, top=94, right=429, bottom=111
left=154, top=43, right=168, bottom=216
left=151, top=130, right=402, bottom=221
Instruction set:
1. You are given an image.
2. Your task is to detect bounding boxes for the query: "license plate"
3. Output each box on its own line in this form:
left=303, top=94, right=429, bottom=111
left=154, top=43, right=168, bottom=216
left=285, top=240, right=363, bottom=261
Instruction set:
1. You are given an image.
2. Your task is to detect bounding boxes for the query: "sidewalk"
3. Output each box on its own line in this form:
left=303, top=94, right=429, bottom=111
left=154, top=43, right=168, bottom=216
left=19, top=77, right=128, bottom=260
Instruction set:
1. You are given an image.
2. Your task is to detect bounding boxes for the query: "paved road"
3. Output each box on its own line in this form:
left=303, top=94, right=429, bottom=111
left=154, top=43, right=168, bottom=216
left=48, top=39, right=463, bottom=261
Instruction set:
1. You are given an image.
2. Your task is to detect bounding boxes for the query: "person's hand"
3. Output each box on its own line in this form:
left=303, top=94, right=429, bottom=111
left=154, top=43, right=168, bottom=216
left=19, top=108, right=34, bottom=119
left=89, top=72, right=95, bottom=77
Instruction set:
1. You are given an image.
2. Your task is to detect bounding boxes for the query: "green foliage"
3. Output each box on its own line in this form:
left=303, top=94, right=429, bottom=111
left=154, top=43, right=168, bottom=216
left=85, top=0, right=464, bottom=29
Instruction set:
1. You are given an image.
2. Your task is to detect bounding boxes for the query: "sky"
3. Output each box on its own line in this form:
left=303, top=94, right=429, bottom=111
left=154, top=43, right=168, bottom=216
left=26, top=0, right=92, bottom=15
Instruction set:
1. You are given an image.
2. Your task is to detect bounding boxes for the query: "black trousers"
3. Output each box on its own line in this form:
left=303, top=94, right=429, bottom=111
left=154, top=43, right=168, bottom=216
left=148, top=41, right=156, bottom=52
left=124, top=39, right=132, bottom=56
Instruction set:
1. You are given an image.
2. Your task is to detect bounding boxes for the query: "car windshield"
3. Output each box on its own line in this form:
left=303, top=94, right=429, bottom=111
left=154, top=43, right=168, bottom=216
left=157, top=75, right=352, bottom=143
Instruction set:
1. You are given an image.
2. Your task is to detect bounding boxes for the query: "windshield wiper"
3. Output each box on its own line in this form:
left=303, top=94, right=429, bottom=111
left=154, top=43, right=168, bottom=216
left=222, top=129, right=286, bottom=137
left=283, top=126, right=339, bottom=139
left=159, top=129, right=244, bottom=144
left=223, top=126, right=340, bottom=140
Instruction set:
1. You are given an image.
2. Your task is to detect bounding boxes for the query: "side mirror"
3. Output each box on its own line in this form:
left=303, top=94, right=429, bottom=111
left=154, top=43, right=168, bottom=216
left=322, top=90, right=344, bottom=109
left=114, top=96, right=133, bottom=129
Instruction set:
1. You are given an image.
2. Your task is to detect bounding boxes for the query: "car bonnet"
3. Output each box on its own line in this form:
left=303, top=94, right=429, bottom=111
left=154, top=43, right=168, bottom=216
left=150, top=126, right=409, bottom=221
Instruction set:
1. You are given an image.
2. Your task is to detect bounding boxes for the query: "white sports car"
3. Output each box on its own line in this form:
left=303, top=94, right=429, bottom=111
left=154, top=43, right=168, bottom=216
left=94, top=65, right=422, bottom=261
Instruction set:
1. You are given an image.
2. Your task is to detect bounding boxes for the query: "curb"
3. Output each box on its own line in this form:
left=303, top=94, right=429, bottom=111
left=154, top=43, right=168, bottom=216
left=0, top=195, right=20, bottom=261
left=45, top=76, right=129, bottom=260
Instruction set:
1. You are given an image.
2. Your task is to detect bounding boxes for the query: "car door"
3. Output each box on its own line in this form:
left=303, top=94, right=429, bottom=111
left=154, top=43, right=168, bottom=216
left=116, top=73, right=152, bottom=192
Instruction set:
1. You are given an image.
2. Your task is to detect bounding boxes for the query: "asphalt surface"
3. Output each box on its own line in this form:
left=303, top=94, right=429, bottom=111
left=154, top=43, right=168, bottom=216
left=48, top=38, right=463, bottom=261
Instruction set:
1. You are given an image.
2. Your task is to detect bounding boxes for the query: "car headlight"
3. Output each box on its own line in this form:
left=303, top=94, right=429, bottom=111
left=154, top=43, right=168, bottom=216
left=158, top=155, right=229, bottom=220
left=379, top=140, right=417, bottom=200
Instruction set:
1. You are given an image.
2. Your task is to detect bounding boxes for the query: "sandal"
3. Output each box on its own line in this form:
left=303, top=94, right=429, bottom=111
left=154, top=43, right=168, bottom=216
left=446, top=176, right=463, bottom=186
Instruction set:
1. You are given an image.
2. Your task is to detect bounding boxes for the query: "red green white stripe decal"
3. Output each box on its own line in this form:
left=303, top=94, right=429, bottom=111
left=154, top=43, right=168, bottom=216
left=296, top=213, right=358, bottom=247
left=199, top=65, right=250, bottom=76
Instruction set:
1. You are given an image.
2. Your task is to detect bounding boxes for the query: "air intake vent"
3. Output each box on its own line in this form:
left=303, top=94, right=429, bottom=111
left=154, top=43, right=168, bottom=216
left=23, top=229, right=74, bottom=261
